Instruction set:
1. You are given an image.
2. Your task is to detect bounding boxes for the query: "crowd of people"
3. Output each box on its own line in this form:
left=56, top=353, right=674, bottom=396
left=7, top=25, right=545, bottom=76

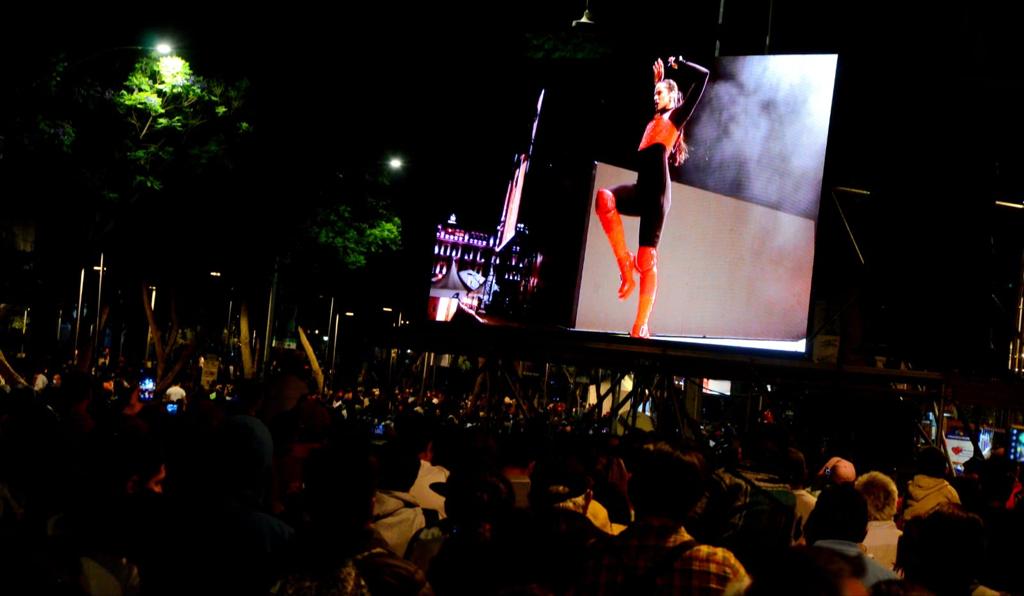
left=0, top=358, right=1022, bottom=595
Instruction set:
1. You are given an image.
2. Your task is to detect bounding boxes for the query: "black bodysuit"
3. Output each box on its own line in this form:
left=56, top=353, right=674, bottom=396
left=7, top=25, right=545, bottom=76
left=609, top=61, right=709, bottom=247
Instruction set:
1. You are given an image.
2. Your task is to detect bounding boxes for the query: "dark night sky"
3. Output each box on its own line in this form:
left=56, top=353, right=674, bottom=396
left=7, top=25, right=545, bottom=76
left=5, top=2, right=1024, bottom=371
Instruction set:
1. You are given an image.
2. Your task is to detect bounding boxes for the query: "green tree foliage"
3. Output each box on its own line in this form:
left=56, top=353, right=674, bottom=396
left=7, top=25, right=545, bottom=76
left=309, top=200, right=402, bottom=270
left=5, top=49, right=253, bottom=252
left=113, top=54, right=250, bottom=200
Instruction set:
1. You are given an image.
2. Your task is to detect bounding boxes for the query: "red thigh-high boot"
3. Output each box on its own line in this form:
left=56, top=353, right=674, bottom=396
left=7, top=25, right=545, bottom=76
left=595, top=189, right=635, bottom=300
left=631, top=246, right=658, bottom=338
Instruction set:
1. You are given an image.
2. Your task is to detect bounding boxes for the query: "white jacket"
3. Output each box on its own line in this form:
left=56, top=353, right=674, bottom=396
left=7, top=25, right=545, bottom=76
left=371, top=490, right=426, bottom=558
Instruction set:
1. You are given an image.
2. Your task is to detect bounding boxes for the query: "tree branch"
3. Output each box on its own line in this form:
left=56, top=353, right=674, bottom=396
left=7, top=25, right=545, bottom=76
left=298, top=326, right=324, bottom=394
left=165, top=296, right=180, bottom=357
left=139, top=114, right=153, bottom=140
left=240, top=302, right=255, bottom=379
left=155, top=342, right=196, bottom=397
left=0, top=350, right=28, bottom=387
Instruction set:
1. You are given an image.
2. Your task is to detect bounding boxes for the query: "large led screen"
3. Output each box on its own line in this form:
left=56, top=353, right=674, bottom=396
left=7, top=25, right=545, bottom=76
left=426, top=90, right=547, bottom=326
left=574, top=54, right=837, bottom=350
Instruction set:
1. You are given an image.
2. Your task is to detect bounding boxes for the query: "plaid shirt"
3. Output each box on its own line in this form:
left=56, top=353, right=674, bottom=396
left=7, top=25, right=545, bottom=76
left=577, top=518, right=749, bottom=595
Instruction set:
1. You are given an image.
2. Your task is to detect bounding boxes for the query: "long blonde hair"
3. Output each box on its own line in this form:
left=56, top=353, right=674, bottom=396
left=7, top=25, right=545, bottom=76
left=660, top=78, right=689, bottom=166
left=671, top=131, right=688, bottom=166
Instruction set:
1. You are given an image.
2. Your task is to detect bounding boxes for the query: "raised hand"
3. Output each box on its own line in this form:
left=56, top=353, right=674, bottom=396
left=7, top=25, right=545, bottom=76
left=653, top=58, right=665, bottom=84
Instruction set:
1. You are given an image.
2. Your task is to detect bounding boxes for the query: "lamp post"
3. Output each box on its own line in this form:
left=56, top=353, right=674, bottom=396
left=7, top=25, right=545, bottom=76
left=73, top=267, right=85, bottom=364
left=225, top=297, right=233, bottom=354
left=324, top=296, right=335, bottom=364
left=329, top=312, right=341, bottom=391
left=262, top=260, right=279, bottom=374
left=208, top=271, right=232, bottom=355
left=93, top=252, right=104, bottom=359
left=143, top=285, right=156, bottom=366
left=19, top=308, right=30, bottom=357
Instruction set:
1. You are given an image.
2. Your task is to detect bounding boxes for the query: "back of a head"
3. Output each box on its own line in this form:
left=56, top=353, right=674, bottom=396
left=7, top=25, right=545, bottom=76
left=445, top=467, right=514, bottom=529
left=855, top=471, right=899, bottom=521
left=233, top=379, right=266, bottom=413
left=88, top=431, right=164, bottom=499
left=375, top=440, right=421, bottom=493
left=303, top=444, right=377, bottom=528
left=742, top=424, right=789, bottom=473
left=979, top=456, right=1017, bottom=504
left=395, top=413, right=436, bottom=456
left=214, top=414, right=274, bottom=497
left=804, top=484, right=868, bottom=544
left=297, top=443, right=377, bottom=568
left=897, top=505, right=984, bottom=595
left=916, top=446, right=948, bottom=479
left=498, top=433, right=538, bottom=471
left=747, top=546, right=861, bottom=596
left=60, top=370, right=94, bottom=405
left=529, top=453, right=589, bottom=509
left=628, top=442, right=705, bottom=522
left=785, top=447, right=809, bottom=489
left=818, top=456, right=858, bottom=486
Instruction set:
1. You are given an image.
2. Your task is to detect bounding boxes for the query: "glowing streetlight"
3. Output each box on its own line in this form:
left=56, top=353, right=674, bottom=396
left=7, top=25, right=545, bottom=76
left=388, top=157, right=403, bottom=170
left=94, top=253, right=104, bottom=358
left=69, top=43, right=174, bottom=72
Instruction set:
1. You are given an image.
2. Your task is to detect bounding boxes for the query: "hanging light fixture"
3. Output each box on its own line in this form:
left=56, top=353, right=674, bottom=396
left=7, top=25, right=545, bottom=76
left=572, top=0, right=595, bottom=27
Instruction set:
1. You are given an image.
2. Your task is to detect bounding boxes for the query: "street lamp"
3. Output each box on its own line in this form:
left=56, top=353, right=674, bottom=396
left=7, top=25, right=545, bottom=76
left=70, top=42, right=176, bottom=69
left=206, top=271, right=234, bottom=355
left=19, top=308, right=30, bottom=357
left=329, top=312, right=341, bottom=391
left=323, top=296, right=335, bottom=365
left=70, top=255, right=106, bottom=365
left=93, top=253, right=105, bottom=359
left=144, top=286, right=156, bottom=366
left=73, top=268, right=85, bottom=363
left=388, top=157, right=404, bottom=170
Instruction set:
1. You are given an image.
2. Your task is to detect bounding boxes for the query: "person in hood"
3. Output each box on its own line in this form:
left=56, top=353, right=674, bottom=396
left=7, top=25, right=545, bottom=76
left=903, top=446, right=960, bottom=521
left=371, top=441, right=436, bottom=558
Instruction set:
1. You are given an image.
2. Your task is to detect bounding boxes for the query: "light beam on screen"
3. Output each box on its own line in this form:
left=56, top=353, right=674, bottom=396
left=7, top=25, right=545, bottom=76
left=682, top=54, right=837, bottom=220
left=764, top=55, right=839, bottom=134
left=703, top=379, right=732, bottom=395
left=658, top=336, right=806, bottom=353
left=433, top=297, right=457, bottom=321
left=498, top=89, right=545, bottom=251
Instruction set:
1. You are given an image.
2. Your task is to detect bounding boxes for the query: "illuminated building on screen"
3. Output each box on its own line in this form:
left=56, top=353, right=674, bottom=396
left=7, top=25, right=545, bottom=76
left=429, top=213, right=541, bottom=322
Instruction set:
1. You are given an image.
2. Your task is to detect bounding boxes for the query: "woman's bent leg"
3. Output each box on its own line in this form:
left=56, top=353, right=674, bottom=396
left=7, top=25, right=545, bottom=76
left=595, top=188, right=636, bottom=300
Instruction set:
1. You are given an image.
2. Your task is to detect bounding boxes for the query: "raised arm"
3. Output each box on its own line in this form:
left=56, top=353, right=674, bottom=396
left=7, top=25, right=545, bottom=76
left=666, top=57, right=710, bottom=128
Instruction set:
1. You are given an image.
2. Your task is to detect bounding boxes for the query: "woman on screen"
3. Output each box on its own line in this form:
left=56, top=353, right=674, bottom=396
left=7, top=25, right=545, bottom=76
left=595, top=56, right=708, bottom=338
